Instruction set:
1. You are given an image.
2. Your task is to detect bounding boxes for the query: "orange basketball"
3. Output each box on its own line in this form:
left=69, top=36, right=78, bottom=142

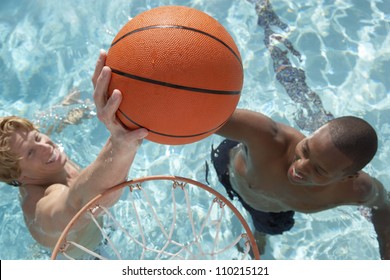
left=106, top=5, right=243, bottom=145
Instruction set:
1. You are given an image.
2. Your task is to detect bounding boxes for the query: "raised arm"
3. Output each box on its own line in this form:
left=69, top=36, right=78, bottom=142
left=20, top=51, right=148, bottom=248
left=218, top=109, right=277, bottom=141
left=217, top=109, right=296, bottom=157
left=68, top=50, right=148, bottom=208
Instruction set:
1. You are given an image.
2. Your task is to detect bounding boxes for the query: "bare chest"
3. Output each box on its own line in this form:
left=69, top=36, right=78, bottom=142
left=229, top=160, right=294, bottom=212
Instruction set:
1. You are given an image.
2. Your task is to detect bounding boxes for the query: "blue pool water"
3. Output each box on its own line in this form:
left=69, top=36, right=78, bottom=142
left=0, top=0, right=389, bottom=259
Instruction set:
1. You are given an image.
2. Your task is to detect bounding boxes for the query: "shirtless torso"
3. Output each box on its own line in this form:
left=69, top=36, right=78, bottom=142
left=18, top=160, right=105, bottom=257
left=215, top=109, right=390, bottom=259
left=219, top=110, right=372, bottom=213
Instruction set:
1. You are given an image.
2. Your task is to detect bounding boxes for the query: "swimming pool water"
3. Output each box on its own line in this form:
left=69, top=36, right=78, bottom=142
left=0, top=0, right=389, bottom=259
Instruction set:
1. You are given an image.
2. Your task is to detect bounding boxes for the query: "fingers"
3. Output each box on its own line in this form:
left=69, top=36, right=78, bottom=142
left=131, top=128, right=149, bottom=140
left=104, top=89, right=122, bottom=120
left=92, top=50, right=107, bottom=89
left=93, top=66, right=112, bottom=119
left=124, top=128, right=149, bottom=148
left=91, top=50, right=149, bottom=147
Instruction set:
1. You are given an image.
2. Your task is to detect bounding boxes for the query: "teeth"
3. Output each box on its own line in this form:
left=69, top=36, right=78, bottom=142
left=46, top=149, right=57, bottom=164
left=58, top=144, right=64, bottom=153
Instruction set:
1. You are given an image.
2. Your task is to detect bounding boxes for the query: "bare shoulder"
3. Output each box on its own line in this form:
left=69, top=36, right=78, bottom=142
left=343, top=172, right=388, bottom=208
left=20, top=184, right=71, bottom=228
left=354, top=173, right=388, bottom=208
left=34, top=184, right=70, bottom=214
left=18, top=184, right=74, bottom=248
left=19, top=185, right=46, bottom=218
left=349, top=173, right=376, bottom=203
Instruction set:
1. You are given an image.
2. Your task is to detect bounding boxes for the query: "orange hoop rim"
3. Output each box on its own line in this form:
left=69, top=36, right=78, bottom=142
left=51, top=175, right=260, bottom=260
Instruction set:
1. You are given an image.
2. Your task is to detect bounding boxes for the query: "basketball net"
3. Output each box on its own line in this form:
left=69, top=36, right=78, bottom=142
left=51, top=176, right=260, bottom=260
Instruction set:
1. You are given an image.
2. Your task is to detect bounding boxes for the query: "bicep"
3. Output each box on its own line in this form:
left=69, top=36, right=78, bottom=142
left=217, top=109, right=279, bottom=146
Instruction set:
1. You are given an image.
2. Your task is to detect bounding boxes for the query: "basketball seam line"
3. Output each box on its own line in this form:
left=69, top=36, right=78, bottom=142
left=110, top=24, right=242, bottom=66
left=111, top=68, right=241, bottom=95
left=117, top=108, right=227, bottom=138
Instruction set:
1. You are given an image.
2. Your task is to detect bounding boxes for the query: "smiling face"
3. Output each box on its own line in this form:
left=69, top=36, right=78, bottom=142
left=287, top=124, right=354, bottom=186
left=10, top=129, right=67, bottom=184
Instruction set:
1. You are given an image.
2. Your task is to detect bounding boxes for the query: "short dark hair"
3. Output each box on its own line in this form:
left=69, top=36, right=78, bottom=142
left=328, top=116, right=377, bottom=174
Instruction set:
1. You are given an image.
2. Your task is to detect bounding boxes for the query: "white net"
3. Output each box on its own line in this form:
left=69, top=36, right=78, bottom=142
left=51, top=176, right=259, bottom=260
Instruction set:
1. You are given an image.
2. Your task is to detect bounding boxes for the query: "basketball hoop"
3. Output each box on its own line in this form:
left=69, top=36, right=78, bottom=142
left=51, top=175, right=260, bottom=260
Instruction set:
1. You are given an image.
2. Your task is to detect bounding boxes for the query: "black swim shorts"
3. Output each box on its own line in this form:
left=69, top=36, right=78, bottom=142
left=211, top=139, right=295, bottom=235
